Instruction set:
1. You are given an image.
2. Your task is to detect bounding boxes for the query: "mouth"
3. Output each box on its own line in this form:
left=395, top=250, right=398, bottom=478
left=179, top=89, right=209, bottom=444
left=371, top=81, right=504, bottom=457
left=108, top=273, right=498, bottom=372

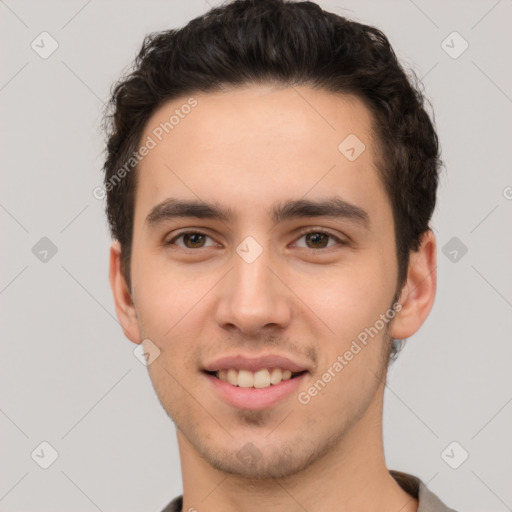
left=202, top=354, right=310, bottom=410
left=204, top=369, right=308, bottom=410
left=204, top=368, right=308, bottom=389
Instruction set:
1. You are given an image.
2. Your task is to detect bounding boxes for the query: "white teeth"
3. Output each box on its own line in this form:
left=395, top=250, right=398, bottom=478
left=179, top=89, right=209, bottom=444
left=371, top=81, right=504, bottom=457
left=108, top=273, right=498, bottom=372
left=214, top=367, right=298, bottom=388
left=253, top=369, right=271, bottom=388
left=269, top=368, right=282, bottom=384
left=227, top=368, right=238, bottom=386
left=282, top=369, right=292, bottom=380
left=238, top=369, right=254, bottom=388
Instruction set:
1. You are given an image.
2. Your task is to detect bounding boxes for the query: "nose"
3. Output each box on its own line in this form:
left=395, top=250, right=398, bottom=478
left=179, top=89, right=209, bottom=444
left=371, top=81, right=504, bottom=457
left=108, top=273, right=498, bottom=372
left=214, top=242, right=292, bottom=336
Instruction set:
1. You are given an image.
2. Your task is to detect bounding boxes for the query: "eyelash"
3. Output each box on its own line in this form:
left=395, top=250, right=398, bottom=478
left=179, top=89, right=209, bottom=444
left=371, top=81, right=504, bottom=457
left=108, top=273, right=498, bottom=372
left=165, top=229, right=348, bottom=250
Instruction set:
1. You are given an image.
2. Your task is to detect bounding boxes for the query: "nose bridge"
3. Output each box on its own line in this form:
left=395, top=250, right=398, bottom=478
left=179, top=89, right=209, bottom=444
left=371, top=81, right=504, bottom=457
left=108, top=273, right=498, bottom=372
left=235, top=244, right=273, bottom=299
left=215, top=236, right=291, bottom=332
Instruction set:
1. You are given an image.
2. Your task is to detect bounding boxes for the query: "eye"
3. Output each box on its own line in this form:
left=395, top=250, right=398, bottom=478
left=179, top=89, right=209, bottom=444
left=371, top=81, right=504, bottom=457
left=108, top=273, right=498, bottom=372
left=165, top=229, right=346, bottom=251
left=294, top=230, right=345, bottom=249
left=167, top=231, right=217, bottom=249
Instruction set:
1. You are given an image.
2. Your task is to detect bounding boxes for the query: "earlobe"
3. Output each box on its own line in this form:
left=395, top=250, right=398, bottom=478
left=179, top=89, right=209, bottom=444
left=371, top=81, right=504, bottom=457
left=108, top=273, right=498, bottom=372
left=390, top=230, right=437, bottom=340
left=108, top=241, right=142, bottom=344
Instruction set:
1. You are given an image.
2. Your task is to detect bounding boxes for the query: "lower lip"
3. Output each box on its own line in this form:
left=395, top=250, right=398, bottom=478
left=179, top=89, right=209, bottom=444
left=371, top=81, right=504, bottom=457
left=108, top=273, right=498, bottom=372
left=205, top=372, right=307, bottom=410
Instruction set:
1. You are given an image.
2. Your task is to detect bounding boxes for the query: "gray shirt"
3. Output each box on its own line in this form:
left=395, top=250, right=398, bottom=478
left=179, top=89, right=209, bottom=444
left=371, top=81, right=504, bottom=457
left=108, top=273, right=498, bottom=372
left=160, top=470, right=458, bottom=511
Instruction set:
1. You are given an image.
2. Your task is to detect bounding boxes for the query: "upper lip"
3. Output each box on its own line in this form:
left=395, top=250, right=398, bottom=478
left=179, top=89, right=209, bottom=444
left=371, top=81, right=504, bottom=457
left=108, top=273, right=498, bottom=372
left=203, top=354, right=310, bottom=373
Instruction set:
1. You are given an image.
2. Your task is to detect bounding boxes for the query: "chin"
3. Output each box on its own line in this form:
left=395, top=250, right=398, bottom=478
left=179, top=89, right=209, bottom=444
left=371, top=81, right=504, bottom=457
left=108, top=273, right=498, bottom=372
left=205, top=446, right=313, bottom=479
left=187, top=425, right=343, bottom=480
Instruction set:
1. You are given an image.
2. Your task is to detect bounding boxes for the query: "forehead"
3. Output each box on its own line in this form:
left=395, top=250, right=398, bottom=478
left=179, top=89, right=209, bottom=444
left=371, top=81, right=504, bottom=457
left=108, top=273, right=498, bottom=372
left=134, top=85, right=388, bottom=226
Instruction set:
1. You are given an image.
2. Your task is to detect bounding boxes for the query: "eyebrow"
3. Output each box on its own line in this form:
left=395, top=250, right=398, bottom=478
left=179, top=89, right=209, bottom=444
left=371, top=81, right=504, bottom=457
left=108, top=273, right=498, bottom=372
left=145, top=197, right=370, bottom=229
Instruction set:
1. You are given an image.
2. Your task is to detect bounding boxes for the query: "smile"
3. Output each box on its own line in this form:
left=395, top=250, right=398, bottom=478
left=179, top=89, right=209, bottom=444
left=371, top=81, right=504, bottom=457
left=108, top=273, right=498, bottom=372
left=204, top=369, right=308, bottom=410
left=211, top=367, right=306, bottom=389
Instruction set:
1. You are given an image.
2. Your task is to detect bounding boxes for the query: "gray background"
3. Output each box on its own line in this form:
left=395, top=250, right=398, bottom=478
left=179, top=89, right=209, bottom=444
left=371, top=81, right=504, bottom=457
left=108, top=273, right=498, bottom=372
left=1, top=1, right=511, bottom=511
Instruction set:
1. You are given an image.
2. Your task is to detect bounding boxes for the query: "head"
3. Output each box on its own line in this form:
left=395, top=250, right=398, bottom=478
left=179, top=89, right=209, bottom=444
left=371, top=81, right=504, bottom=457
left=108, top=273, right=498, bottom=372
left=105, top=0, right=439, bottom=478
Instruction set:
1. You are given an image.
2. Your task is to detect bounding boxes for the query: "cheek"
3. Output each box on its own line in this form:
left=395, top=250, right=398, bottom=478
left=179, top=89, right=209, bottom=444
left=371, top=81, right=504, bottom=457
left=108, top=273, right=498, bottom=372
left=295, top=254, right=395, bottom=341
left=131, top=250, right=210, bottom=341
left=296, top=264, right=393, bottom=408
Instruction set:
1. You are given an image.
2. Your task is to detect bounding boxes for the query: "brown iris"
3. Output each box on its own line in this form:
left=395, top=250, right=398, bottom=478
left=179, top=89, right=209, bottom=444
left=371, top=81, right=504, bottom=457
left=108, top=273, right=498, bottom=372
left=304, top=232, right=330, bottom=248
left=183, top=233, right=206, bottom=248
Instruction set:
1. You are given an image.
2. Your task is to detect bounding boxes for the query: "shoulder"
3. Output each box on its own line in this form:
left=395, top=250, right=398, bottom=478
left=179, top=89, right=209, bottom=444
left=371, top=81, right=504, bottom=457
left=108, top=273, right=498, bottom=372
left=390, top=470, right=459, bottom=512
left=160, top=495, right=182, bottom=512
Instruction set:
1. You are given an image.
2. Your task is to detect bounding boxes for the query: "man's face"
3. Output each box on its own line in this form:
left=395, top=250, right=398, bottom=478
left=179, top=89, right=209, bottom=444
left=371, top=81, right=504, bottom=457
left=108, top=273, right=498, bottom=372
left=128, top=86, right=400, bottom=477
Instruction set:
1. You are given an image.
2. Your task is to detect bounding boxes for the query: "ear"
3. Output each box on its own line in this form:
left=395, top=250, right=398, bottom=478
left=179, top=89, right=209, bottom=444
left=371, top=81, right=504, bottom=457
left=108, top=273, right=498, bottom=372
left=391, top=229, right=437, bottom=340
left=109, top=241, right=142, bottom=345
